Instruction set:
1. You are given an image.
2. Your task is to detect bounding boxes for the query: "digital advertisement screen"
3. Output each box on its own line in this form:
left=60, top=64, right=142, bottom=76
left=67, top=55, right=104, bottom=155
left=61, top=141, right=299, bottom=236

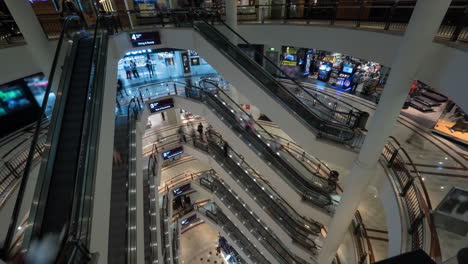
left=342, top=65, right=354, bottom=74
left=0, top=73, right=41, bottom=137
left=0, top=84, right=32, bottom=116
left=173, top=183, right=191, bottom=195
left=148, top=98, right=174, bottom=113
left=129, top=32, right=161, bottom=47
left=162, top=146, right=184, bottom=160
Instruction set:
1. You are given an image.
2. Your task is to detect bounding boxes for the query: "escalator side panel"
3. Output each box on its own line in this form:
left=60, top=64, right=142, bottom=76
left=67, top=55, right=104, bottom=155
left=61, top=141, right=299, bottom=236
left=39, top=37, right=95, bottom=237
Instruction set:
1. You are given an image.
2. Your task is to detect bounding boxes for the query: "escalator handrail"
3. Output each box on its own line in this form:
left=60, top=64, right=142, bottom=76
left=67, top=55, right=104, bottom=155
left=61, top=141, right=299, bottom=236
left=191, top=19, right=360, bottom=143
left=1, top=15, right=83, bottom=257
left=193, top=10, right=363, bottom=119
left=67, top=12, right=106, bottom=244
left=196, top=79, right=334, bottom=189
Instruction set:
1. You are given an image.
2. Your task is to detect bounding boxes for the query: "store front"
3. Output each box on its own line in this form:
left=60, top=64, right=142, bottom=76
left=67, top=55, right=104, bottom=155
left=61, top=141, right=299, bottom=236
left=279, top=46, right=389, bottom=95
left=118, top=49, right=218, bottom=84
left=402, top=80, right=467, bottom=146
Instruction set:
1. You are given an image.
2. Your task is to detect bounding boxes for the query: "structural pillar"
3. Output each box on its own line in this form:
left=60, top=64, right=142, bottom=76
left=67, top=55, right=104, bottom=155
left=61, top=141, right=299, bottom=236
left=165, top=108, right=181, bottom=125
left=225, top=0, right=238, bottom=44
left=4, top=0, right=53, bottom=77
left=317, top=0, right=452, bottom=263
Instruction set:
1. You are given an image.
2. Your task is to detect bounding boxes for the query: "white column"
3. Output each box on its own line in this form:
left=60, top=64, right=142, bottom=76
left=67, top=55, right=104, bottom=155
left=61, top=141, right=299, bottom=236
left=165, top=108, right=181, bottom=125
left=4, top=0, right=52, bottom=77
left=225, top=0, right=238, bottom=43
left=317, top=0, right=452, bottom=263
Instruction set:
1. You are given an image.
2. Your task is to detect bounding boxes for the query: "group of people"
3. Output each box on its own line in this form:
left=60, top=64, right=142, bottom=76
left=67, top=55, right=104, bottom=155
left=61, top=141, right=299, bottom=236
left=178, top=122, right=206, bottom=143
left=123, top=59, right=155, bottom=80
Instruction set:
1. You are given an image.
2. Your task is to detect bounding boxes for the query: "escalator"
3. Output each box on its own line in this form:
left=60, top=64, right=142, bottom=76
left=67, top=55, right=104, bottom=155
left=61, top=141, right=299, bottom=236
left=188, top=14, right=368, bottom=166
left=39, top=36, right=95, bottom=237
left=1, top=15, right=108, bottom=263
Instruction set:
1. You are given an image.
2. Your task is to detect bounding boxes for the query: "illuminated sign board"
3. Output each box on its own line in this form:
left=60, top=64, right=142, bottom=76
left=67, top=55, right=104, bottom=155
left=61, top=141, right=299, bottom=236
left=129, top=32, right=161, bottom=47
left=162, top=146, right=184, bottom=160
left=148, top=98, right=174, bottom=113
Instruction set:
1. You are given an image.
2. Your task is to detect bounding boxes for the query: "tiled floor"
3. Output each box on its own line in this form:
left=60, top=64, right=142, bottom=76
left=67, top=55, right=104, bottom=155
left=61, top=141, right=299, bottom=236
left=180, top=223, right=226, bottom=264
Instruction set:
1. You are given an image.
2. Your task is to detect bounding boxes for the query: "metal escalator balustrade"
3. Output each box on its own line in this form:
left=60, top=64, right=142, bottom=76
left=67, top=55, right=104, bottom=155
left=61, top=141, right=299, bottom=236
left=190, top=15, right=367, bottom=147
left=2, top=13, right=109, bottom=262
left=150, top=131, right=323, bottom=258
left=197, top=175, right=308, bottom=264
left=135, top=79, right=337, bottom=210
left=197, top=204, right=271, bottom=264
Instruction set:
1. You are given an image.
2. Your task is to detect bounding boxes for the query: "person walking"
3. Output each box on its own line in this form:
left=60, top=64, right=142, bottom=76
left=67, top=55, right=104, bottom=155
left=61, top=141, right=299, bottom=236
left=130, top=60, right=140, bottom=78
left=178, top=126, right=187, bottom=143
left=124, top=63, right=132, bottom=80
left=146, top=59, right=154, bottom=78
left=197, top=123, right=204, bottom=141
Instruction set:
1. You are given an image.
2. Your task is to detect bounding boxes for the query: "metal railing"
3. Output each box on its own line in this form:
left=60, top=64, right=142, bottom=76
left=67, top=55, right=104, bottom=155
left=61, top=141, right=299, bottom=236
left=127, top=99, right=140, bottom=264
left=381, top=136, right=441, bottom=262
left=145, top=143, right=160, bottom=264
left=352, top=210, right=375, bottom=264
left=233, top=1, right=468, bottom=43
left=150, top=131, right=323, bottom=246
left=197, top=204, right=270, bottom=264
left=135, top=78, right=336, bottom=209
left=198, top=174, right=308, bottom=264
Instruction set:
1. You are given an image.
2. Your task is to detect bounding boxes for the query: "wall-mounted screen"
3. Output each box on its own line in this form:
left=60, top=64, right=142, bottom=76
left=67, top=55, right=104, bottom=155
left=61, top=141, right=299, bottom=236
left=148, top=98, right=174, bottom=113
left=0, top=73, right=41, bottom=137
left=162, top=146, right=183, bottom=160
left=129, top=32, right=161, bottom=47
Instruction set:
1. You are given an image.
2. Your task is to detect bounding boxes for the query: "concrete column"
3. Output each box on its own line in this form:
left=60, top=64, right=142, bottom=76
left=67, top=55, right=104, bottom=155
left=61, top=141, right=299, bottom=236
left=317, top=0, right=452, bottom=263
left=4, top=0, right=52, bottom=77
left=165, top=108, right=180, bottom=125
left=225, top=0, right=238, bottom=43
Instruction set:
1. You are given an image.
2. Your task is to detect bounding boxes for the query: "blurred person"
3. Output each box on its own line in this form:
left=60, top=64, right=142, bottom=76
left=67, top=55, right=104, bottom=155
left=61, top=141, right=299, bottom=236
left=130, top=60, right=140, bottom=78
left=197, top=122, right=204, bottom=141
left=178, top=126, right=187, bottom=143
left=124, top=62, right=132, bottom=80
left=146, top=59, right=154, bottom=78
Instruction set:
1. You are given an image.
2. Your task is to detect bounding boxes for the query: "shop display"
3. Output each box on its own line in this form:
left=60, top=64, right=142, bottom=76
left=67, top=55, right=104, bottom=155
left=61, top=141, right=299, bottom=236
left=407, top=81, right=448, bottom=113
left=317, top=62, right=333, bottom=82
left=334, top=64, right=354, bottom=89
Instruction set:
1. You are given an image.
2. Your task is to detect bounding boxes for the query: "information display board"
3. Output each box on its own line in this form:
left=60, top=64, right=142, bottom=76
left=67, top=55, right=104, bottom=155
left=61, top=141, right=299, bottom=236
left=148, top=98, right=174, bottom=113
left=162, top=146, right=184, bottom=160
left=129, top=32, right=161, bottom=47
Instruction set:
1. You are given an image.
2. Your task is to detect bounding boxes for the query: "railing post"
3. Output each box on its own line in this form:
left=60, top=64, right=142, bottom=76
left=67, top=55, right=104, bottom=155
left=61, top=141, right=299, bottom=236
left=408, top=212, right=425, bottom=234
left=356, top=2, right=365, bottom=28
left=384, top=3, right=398, bottom=30
left=450, top=5, right=468, bottom=41
left=331, top=3, right=338, bottom=26
left=387, top=148, right=399, bottom=168
left=400, top=177, right=414, bottom=197
left=173, top=83, right=178, bottom=95
left=5, top=161, right=19, bottom=178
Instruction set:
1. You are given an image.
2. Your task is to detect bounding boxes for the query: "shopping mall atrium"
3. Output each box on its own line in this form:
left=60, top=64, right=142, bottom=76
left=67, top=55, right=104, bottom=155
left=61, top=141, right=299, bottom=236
left=0, top=0, right=467, bottom=263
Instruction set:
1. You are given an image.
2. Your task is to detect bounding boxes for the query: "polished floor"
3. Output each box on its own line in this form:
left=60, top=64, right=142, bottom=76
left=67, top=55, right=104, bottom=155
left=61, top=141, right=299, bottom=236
left=180, top=223, right=226, bottom=264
